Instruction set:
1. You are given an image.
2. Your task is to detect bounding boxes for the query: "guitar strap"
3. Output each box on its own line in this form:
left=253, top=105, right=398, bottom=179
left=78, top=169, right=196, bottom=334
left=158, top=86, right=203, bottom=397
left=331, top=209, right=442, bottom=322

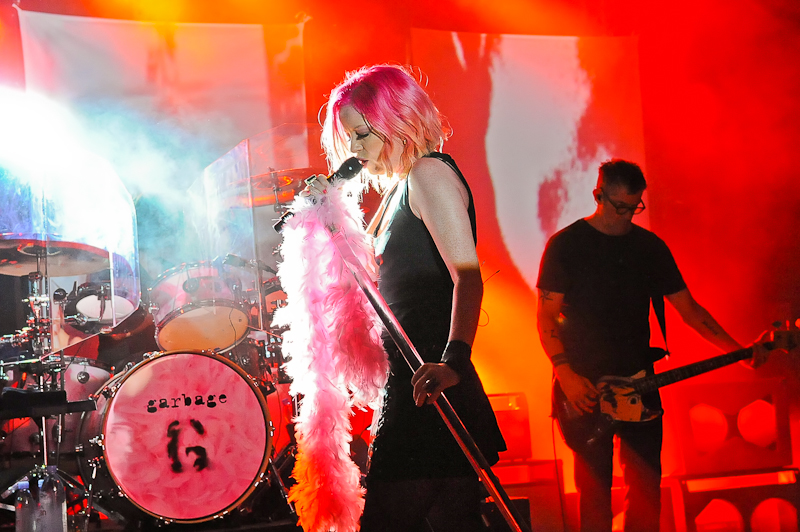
left=651, top=294, right=670, bottom=360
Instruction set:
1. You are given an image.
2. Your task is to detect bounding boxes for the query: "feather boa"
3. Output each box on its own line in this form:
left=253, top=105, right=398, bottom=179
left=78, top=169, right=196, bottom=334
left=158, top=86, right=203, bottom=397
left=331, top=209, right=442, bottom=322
left=273, top=179, right=388, bottom=532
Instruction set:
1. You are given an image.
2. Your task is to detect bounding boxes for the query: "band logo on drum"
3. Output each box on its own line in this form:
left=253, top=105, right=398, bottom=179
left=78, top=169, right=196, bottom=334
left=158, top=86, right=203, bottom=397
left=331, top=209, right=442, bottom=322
left=146, top=393, right=228, bottom=413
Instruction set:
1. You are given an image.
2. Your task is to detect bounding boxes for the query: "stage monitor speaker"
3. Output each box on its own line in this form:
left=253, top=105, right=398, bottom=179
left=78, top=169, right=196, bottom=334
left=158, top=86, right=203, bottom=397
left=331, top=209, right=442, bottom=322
left=668, top=469, right=800, bottom=532
left=669, top=378, right=791, bottom=477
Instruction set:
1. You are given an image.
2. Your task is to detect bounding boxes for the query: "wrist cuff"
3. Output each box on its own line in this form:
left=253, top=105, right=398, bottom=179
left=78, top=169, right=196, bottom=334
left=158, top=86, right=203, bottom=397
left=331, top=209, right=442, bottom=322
left=550, top=353, right=568, bottom=367
left=441, top=340, right=472, bottom=375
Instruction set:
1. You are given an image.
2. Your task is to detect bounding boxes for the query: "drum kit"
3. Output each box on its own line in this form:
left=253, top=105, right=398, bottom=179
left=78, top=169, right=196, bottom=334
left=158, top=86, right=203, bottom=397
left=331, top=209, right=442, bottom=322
left=0, top=164, right=313, bottom=530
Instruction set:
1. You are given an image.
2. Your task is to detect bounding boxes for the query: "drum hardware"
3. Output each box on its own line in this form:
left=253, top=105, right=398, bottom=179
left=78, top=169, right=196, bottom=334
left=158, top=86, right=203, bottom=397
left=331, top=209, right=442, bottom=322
left=1, top=356, right=111, bottom=459
left=224, top=252, right=278, bottom=276
left=1, top=327, right=34, bottom=349
left=262, top=277, right=282, bottom=296
left=24, top=271, right=52, bottom=356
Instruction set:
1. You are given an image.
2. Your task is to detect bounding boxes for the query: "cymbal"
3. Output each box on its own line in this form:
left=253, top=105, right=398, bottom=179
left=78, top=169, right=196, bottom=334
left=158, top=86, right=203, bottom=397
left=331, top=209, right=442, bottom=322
left=0, top=236, right=109, bottom=276
left=248, top=167, right=323, bottom=207
left=251, top=167, right=315, bottom=190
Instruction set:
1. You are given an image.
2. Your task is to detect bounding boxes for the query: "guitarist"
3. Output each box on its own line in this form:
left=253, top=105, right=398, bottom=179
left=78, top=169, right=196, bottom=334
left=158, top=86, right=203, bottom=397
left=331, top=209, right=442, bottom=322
left=536, top=159, right=766, bottom=532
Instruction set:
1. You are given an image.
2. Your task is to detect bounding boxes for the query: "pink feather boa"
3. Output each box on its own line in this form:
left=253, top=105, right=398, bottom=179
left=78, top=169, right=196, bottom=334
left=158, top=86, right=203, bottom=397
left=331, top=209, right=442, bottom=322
left=273, top=179, right=388, bottom=532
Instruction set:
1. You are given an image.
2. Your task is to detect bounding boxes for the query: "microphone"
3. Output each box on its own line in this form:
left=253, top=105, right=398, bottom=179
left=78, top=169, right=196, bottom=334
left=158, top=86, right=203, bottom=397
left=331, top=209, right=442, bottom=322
left=273, top=157, right=363, bottom=233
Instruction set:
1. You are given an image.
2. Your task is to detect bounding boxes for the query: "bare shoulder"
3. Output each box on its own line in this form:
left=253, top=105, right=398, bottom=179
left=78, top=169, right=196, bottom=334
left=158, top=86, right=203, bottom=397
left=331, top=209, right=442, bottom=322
left=407, top=156, right=468, bottom=207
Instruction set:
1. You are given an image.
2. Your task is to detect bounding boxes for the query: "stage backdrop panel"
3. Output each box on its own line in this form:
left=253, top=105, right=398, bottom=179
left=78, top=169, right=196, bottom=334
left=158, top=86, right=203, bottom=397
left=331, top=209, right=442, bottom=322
left=411, top=29, right=646, bottom=491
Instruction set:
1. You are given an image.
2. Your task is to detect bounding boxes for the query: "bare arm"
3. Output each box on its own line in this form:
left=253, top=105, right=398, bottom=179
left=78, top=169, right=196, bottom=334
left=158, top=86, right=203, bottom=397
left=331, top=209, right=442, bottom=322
left=409, top=157, right=483, bottom=345
left=406, top=157, right=483, bottom=405
left=536, top=289, right=567, bottom=364
left=536, top=288, right=598, bottom=413
left=665, top=288, right=743, bottom=352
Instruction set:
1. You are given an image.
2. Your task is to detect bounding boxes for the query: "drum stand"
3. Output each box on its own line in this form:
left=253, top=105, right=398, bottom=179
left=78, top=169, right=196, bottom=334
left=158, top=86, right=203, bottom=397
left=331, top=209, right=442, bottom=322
left=0, top=270, right=97, bottom=530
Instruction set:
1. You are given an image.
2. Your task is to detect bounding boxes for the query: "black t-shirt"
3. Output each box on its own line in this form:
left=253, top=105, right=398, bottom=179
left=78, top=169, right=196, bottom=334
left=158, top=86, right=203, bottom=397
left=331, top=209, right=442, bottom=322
left=537, top=219, right=686, bottom=381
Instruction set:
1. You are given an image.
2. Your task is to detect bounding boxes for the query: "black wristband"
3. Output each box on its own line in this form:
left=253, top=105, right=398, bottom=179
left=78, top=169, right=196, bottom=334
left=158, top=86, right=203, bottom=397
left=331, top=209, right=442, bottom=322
left=549, top=353, right=568, bottom=367
left=441, top=340, right=472, bottom=375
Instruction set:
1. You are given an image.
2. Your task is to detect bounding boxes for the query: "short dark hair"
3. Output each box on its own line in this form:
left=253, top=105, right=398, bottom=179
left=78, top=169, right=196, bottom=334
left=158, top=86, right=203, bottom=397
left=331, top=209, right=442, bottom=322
left=598, top=159, right=647, bottom=193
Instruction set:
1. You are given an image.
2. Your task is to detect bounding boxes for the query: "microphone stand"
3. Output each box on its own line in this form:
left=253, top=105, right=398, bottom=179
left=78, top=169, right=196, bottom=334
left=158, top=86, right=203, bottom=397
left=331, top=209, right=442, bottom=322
left=324, top=227, right=531, bottom=532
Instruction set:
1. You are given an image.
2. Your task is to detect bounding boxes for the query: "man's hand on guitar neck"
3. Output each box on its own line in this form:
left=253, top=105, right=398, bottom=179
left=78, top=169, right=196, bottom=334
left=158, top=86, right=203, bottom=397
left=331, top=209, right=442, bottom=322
left=742, top=328, right=790, bottom=369
left=554, top=363, right=599, bottom=414
left=743, top=341, right=770, bottom=368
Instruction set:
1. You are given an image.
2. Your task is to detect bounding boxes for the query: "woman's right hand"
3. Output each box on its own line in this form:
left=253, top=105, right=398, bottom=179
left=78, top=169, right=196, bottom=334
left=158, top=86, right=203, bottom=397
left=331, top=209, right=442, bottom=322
left=299, top=174, right=331, bottom=198
left=555, top=364, right=598, bottom=415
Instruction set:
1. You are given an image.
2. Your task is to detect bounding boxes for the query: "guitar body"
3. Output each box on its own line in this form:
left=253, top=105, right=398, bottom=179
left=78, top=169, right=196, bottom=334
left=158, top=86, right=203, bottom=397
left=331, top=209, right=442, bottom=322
left=553, top=370, right=663, bottom=449
left=597, top=372, right=662, bottom=423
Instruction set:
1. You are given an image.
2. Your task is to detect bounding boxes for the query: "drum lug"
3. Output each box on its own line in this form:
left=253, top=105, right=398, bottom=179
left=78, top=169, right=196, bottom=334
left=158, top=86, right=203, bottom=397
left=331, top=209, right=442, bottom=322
left=89, top=435, right=105, bottom=449
left=98, top=386, right=115, bottom=399
left=148, top=301, right=159, bottom=314
left=74, top=443, right=84, bottom=454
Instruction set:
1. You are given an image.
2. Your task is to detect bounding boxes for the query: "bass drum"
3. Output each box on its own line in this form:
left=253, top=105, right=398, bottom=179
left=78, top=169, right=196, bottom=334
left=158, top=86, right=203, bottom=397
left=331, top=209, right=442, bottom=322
left=77, top=351, right=272, bottom=523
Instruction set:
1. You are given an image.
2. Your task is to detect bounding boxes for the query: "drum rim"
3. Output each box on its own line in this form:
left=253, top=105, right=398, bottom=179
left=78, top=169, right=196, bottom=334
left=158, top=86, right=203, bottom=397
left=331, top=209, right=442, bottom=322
left=151, top=260, right=240, bottom=285
left=60, top=355, right=114, bottom=373
left=98, top=350, right=272, bottom=523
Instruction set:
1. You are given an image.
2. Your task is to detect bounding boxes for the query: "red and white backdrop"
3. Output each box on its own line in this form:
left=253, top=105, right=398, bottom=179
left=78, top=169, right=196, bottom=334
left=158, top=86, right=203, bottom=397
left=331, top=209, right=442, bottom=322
left=411, top=29, right=649, bottom=489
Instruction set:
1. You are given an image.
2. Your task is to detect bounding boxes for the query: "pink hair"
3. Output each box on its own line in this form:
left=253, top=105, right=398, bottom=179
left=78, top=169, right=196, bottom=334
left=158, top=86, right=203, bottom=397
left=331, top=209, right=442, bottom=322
left=321, top=64, right=451, bottom=191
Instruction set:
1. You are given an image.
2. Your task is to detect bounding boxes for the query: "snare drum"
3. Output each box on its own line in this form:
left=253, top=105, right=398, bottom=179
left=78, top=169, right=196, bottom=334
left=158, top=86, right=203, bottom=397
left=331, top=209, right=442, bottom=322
left=149, top=262, right=252, bottom=353
left=0, top=357, right=112, bottom=455
left=77, top=351, right=271, bottom=523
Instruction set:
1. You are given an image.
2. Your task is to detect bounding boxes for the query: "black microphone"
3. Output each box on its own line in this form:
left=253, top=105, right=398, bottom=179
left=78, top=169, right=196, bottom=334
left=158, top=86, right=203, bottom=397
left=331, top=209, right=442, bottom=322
left=273, top=157, right=363, bottom=233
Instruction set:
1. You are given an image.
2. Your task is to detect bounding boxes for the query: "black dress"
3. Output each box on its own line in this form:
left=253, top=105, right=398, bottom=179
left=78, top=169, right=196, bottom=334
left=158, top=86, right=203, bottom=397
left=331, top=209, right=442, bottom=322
left=367, top=152, right=506, bottom=481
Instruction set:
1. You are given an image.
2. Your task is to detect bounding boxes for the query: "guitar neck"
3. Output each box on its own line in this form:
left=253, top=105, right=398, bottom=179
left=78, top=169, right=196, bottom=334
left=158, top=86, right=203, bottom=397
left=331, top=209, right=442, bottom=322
left=635, top=347, right=754, bottom=394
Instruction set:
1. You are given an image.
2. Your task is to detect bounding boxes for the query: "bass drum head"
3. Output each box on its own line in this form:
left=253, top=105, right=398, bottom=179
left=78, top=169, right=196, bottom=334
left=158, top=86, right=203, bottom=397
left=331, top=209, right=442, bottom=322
left=95, top=351, right=271, bottom=522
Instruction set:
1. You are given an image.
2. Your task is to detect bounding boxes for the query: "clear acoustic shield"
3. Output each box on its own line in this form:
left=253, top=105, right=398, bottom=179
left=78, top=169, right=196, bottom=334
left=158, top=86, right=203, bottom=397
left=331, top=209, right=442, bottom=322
left=0, top=89, right=140, bottom=354
left=185, top=123, right=323, bottom=341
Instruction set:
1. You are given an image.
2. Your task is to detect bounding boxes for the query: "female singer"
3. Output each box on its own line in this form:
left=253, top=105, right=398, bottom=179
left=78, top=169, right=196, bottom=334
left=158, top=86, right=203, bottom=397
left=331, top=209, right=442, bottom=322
left=309, top=64, right=505, bottom=532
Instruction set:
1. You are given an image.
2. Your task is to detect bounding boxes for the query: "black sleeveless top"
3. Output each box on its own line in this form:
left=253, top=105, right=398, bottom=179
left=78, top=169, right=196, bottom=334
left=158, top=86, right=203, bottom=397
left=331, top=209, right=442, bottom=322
left=367, top=153, right=505, bottom=480
left=373, top=152, right=477, bottom=355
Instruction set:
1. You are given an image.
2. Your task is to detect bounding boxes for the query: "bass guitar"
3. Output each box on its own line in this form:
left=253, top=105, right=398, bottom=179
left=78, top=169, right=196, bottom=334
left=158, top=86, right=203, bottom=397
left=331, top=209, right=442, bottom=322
left=553, top=328, right=799, bottom=448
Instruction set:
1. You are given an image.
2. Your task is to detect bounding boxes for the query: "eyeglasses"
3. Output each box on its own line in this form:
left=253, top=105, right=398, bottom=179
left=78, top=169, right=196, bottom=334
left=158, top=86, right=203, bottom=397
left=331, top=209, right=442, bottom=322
left=600, top=188, right=646, bottom=215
